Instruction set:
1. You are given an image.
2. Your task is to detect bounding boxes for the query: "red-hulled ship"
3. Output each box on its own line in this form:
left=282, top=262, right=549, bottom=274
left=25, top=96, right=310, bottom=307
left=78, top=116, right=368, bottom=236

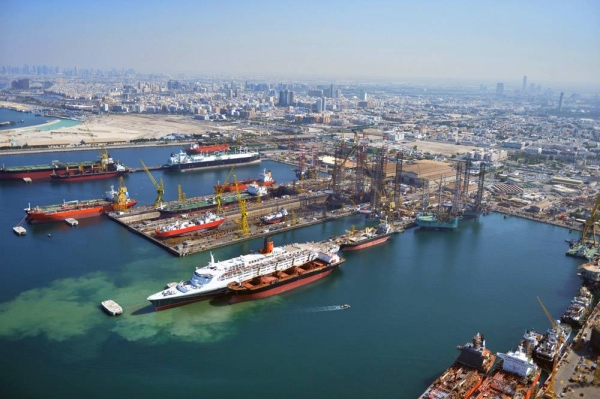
left=50, top=163, right=129, bottom=182
left=338, top=220, right=397, bottom=251
left=154, top=212, right=225, bottom=238
left=214, top=169, right=275, bottom=193
left=419, top=333, right=496, bottom=399
left=1, top=151, right=124, bottom=181
left=471, top=345, right=541, bottom=399
left=186, top=143, right=230, bottom=155
left=25, top=184, right=137, bottom=224
left=227, top=237, right=344, bottom=304
left=261, top=208, right=288, bottom=224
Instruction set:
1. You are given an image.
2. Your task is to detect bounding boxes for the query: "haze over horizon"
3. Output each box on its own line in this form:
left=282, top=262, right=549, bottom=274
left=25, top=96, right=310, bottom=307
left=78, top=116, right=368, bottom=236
left=1, top=0, right=599, bottom=87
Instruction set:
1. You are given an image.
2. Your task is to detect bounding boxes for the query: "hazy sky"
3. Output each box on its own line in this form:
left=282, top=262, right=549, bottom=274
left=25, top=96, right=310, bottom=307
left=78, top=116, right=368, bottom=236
left=1, top=0, right=599, bottom=85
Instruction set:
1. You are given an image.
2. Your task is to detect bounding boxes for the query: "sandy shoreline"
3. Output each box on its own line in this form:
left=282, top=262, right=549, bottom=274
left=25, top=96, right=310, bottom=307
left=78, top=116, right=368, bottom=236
left=0, top=101, right=472, bottom=157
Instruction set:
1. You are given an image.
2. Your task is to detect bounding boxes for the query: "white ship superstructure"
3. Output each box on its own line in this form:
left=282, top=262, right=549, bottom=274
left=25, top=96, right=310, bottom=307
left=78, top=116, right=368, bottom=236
left=147, top=240, right=339, bottom=310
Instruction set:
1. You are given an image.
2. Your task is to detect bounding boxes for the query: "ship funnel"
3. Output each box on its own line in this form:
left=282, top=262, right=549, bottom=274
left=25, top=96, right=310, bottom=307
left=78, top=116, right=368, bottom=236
left=260, top=236, right=274, bottom=254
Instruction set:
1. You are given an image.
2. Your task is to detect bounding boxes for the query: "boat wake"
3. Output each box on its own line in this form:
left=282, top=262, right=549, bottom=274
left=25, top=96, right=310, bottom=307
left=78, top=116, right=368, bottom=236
left=300, top=305, right=350, bottom=313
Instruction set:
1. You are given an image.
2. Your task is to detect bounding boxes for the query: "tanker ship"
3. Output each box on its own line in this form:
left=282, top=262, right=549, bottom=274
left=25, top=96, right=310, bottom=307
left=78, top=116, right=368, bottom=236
left=227, top=237, right=343, bottom=304
left=338, top=219, right=397, bottom=251
left=214, top=169, right=275, bottom=193
left=162, top=147, right=260, bottom=172
left=1, top=151, right=123, bottom=181
left=25, top=184, right=137, bottom=223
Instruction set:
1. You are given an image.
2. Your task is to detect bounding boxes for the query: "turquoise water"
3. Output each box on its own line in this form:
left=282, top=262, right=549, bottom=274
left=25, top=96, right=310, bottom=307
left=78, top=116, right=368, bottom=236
left=0, top=108, right=80, bottom=132
left=0, top=149, right=586, bottom=398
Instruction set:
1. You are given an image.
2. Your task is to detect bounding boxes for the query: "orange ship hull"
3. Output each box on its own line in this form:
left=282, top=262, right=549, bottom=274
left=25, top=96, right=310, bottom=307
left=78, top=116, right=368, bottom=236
left=26, top=199, right=137, bottom=224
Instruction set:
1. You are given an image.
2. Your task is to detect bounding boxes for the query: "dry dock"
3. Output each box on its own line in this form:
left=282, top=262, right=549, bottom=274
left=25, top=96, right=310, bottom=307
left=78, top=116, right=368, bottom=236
left=107, top=193, right=404, bottom=256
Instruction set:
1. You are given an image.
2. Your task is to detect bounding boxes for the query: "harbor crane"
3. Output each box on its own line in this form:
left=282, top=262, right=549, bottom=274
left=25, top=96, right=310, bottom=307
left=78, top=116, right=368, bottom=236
left=215, top=165, right=235, bottom=214
left=140, top=160, right=164, bottom=207
left=579, top=194, right=600, bottom=246
left=537, top=297, right=565, bottom=399
left=234, top=175, right=251, bottom=237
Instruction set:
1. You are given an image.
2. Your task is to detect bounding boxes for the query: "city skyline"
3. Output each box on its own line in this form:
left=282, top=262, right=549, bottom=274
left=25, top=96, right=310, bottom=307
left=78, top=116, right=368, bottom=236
left=1, top=0, right=599, bottom=86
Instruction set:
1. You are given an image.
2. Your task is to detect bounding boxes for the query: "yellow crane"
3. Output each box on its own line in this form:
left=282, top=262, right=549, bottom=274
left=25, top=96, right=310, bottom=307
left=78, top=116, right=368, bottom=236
left=537, top=297, right=565, bottom=399
left=178, top=185, right=186, bottom=202
left=140, top=160, right=164, bottom=207
left=234, top=175, right=251, bottom=237
left=579, top=194, right=600, bottom=245
left=112, top=176, right=130, bottom=212
left=214, top=165, right=235, bottom=214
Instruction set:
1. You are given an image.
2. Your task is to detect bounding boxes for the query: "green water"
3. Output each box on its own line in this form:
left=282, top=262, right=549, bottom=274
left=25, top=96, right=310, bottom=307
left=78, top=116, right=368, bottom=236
left=0, top=212, right=584, bottom=398
left=0, top=152, right=586, bottom=398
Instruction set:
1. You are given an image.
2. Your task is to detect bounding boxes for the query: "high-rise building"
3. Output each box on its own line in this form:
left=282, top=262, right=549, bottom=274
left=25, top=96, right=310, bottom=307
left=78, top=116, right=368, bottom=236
left=330, top=84, right=335, bottom=98
left=495, top=83, right=504, bottom=97
left=522, top=75, right=527, bottom=91
left=360, top=91, right=368, bottom=101
left=558, top=92, right=564, bottom=112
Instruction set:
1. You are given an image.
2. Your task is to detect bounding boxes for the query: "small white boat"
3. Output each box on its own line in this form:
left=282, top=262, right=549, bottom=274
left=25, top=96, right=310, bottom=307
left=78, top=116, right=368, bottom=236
left=13, top=226, right=27, bottom=236
left=340, top=304, right=351, bottom=310
left=101, top=299, right=123, bottom=316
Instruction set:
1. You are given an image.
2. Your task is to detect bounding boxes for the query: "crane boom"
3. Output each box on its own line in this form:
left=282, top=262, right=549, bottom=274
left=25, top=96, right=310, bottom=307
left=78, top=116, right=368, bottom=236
left=140, top=159, right=164, bottom=207
left=537, top=297, right=564, bottom=399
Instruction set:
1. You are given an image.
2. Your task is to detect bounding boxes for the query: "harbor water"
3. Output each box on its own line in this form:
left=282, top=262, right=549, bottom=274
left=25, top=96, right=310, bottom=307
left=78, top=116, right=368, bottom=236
left=0, top=147, right=586, bottom=398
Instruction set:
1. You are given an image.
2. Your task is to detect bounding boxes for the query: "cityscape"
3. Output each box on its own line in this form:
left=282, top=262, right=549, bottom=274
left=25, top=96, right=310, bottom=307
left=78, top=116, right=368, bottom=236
left=1, top=1, right=600, bottom=398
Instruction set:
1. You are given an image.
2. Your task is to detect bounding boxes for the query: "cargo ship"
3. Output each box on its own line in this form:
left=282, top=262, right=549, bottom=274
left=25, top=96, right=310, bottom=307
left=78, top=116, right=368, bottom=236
left=261, top=208, right=288, bottom=224
left=25, top=184, right=137, bottom=224
left=154, top=212, right=225, bottom=238
left=419, top=333, right=496, bottom=399
left=186, top=143, right=230, bottom=155
left=531, top=322, right=572, bottom=372
left=146, top=237, right=341, bottom=311
left=214, top=169, right=275, bottom=193
left=162, top=147, right=260, bottom=172
left=560, top=286, right=594, bottom=328
left=415, top=212, right=459, bottom=230
left=50, top=162, right=129, bottom=182
left=227, top=237, right=343, bottom=304
left=157, top=193, right=251, bottom=215
left=471, top=345, right=541, bottom=399
left=0, top=151, right=123, bottom=181
left=338, top=219, right=397, bottom=251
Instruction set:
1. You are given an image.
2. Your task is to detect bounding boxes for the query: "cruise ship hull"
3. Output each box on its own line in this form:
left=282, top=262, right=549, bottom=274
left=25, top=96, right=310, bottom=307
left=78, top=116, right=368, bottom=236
left=163, top=154, right=260, bottom=172
left=228, top=260, right=343, bottom=304
left=149, top=288, right=230, bottom=311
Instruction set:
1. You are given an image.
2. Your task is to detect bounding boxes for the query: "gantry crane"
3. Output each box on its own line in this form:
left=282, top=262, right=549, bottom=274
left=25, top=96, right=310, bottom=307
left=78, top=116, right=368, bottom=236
left=537, top=297, right=565, bottom=399
left=140, top=160, right=164, bottom=207
left=214, top=165, right=235, bottom=214
left=234, top=175, right=251, bottom=237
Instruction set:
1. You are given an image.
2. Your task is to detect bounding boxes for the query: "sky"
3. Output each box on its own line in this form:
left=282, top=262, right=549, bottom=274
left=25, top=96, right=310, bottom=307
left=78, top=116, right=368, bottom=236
left=1, top=0, right=599, bottom=85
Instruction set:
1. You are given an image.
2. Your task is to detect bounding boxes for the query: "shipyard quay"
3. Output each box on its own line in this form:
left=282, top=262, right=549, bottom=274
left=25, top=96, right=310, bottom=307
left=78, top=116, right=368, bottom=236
left=1, top=72, right=600, bottom=399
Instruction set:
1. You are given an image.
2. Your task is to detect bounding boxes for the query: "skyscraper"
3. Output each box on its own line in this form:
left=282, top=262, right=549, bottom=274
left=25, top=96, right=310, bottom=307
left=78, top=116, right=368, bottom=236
left=496, top=83, right=504, bottom=97
left=558, top=92, right=564, bottom=112
left=522, top=75, right=527, bottom=91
